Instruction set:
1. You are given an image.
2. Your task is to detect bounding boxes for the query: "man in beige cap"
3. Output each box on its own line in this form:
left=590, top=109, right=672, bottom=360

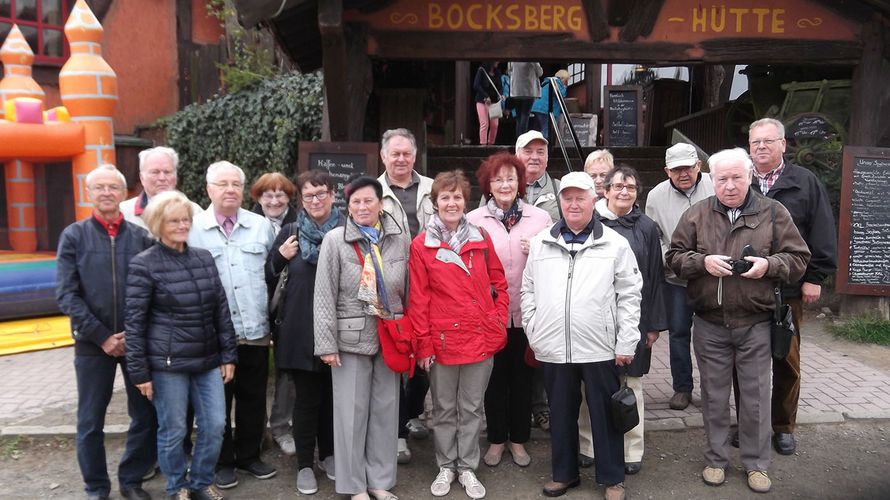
left=644, top=143, right=714, bottom=410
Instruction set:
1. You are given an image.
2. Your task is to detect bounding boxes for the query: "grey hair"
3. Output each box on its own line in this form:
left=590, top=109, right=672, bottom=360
left=206, top=161, right=246, bottom=184
left=708, top=148, right=753, bottom=174
left=381, top=128, right=417, bottom=155
left=584, top=149, right=614, bottom=171
left=85, top=164, right=127, bottom=190
left=138, top=146, right=179, bottom=173
left=749, top=117, right=785, bottom=137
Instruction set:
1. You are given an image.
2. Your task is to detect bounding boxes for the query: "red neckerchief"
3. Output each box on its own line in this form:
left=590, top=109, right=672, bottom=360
left=93, top=211, right=124, bottom=238
left=134, top=191, right=149, bottom=216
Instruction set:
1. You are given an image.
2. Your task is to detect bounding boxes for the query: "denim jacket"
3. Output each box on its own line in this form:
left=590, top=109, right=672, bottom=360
left=188, top=206, right=275, bottom=341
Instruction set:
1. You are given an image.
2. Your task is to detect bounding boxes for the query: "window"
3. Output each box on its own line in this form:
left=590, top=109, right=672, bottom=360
left=0, top=0, right=72, bottom=65
left=567, top=63, right=585, bottom=86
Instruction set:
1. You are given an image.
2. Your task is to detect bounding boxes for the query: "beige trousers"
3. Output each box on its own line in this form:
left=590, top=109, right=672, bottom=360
left=579, top=375, right=645, bottom=462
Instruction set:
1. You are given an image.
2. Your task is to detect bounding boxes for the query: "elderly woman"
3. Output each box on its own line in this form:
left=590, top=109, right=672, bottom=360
left=250, top=171, right=299, bottom=455
left=125, top=191, right=237, bottom=500
left=584, top=149, right=614, bottom=198
left=592, top=165, right=668, bottom=475
left=466, top=152, right=551, bottom=468
left=409, top=170, right=509, bottom=500
left=314, top=175, right=410, bottom=500
left=266, top=170, right=344, bottom=495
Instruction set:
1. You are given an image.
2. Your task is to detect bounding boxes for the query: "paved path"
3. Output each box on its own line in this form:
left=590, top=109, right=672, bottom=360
left=3, top=316, right=890, bottom=434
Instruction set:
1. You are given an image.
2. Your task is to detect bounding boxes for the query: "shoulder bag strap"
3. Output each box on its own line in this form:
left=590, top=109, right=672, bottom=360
left=482, top=70, right=502, bottom=100
left=769, top=202, right=782, bottom=318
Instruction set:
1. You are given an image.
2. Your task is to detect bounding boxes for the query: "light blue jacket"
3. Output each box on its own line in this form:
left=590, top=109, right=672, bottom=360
left=188, top=206, right=275, bottom=341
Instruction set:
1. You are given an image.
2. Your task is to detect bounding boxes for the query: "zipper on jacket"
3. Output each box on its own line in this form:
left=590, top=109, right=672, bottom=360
left=110, top=237, right=118, bottom=331
left=564, top=255, right=575, bottom=363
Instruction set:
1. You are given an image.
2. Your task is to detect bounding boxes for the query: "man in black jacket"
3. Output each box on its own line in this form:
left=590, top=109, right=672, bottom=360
left=56, top=165, right=156, bottom=500
left=747, top=118, right=838, bottom=455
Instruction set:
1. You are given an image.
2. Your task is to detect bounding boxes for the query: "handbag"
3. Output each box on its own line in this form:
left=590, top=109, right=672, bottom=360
left=482, top=69, right=504, bottom=120
left=352, top=243, right=416, bottom=376
left=269, top=225, right=297, bottom=326
left=610, top=369, right=640, bottom=434
left=767, top=203, right=796, bottom=360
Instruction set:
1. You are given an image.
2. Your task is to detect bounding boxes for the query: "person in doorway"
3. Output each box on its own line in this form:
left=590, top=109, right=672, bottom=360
left=530, top=69, right=569, bottom=141
left=473, top=61, right=503, bottom=145
left=508, top=62, right=543, bottom=136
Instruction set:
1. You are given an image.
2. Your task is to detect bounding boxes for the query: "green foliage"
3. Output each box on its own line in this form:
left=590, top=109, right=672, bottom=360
left=827, top=316, right=890, bottom=346
left=207, top=0, right=280, bottom=93
left=164, top=72, right=324, bottom=206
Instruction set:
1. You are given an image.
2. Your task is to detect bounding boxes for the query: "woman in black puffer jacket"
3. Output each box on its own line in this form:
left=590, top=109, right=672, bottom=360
left=125, top=190, right=237, bottom=500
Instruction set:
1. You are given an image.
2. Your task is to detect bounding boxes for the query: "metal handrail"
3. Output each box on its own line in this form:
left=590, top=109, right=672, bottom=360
left=544, top=76, right=585, bottom=175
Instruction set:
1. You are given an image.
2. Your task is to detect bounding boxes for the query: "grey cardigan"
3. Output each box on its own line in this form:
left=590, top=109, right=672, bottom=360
left=314, top=212, right=411, bottom=357
left=508, top=62, right=543, bottom=99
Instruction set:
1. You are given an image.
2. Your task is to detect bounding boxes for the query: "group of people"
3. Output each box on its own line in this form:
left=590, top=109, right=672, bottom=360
left=473, top=62, right=569, bottom=145
left=57, top=116, right=836, bottom=500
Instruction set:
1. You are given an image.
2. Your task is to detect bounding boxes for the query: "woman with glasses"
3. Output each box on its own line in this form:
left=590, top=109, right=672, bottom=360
left=592, top=165, right=668, bottom=475
left=466, top=152, right=551, bottom=469
left=126, top=191, right=237, bottom=500
left=265, top=170, right=345, bottom=495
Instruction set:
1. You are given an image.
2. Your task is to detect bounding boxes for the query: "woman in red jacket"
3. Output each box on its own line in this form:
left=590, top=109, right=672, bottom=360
left=409, top=170, right=509, bottom=500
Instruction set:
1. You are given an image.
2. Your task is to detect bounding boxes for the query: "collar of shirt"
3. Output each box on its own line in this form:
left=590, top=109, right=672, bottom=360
left=557, top=218, right=594, bottom=245
left=528, top=174, right=547, bottom=189
left=386, top=171, right=420, bottom=190
left=134, top=191, right=150, bottom=216
left=93, top=211, right=124, bottom=238
left=214, top=210, right=238, bottom=228
left=753, top=160, right=785, bottom=194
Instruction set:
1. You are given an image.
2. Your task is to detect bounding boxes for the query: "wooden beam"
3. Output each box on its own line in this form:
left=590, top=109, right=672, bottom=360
left=581, top=0, right=610, bottom=42
left=585, top=62, right=601, bottom=114
left=454, top=61, right=470, bottom=145
left=850, top=14, right=890, bottom=146
left=619, top=0, right=666, bottom=42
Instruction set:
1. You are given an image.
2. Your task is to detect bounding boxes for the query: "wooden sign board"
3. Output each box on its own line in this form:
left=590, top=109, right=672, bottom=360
left=837, top=146, right=890, bottom=296
left=298, top=142, right=380, bottom=213
left=558, top=113, right=597, bottom=147
left=603, top=86, right=643, bottom=147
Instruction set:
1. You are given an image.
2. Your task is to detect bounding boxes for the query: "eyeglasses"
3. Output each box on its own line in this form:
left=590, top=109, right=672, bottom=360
left=89, top=184, right=123, bottom=193
left=261, top=192, right=289, bottom=202
left=165, top=217, right=191, bottom=227
left=209, top=181, right=244, bottom=190
left=302, top=191, right=330, bottom=203
left=490, top=177, right=517, bottom=185
left=749, top=137, right=784, bottom=147
left=609, top=183, right=638, bottom=193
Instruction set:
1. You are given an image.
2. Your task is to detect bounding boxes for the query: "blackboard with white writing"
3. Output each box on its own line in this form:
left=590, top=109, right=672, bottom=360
left=604, top=86, right=643, bottom=147
left=298, top=142, right=380, bottom=213
left=838, top=146, right=890, bottom=295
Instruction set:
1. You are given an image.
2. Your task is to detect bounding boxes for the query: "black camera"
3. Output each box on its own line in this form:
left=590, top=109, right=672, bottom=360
left=726, top=245, right=756, bottom=275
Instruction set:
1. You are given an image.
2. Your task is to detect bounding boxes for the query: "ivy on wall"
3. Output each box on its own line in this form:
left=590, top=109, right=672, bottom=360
left=163, top=71, right=324, bottom=206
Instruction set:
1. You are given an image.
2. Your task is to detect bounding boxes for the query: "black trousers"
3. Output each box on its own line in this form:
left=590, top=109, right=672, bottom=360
left=484, top=327, right=533, bottom=444
left=290, top=368, right=334, bottom=469
left=218, top=344, right=269, bottom=467
left=398, top=366, right=430, bottom=439
left=542, top=360, right=624, bottom=486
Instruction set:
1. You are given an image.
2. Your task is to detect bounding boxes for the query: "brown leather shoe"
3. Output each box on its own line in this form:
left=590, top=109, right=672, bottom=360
left=604, top=483, right=626, bottom=500
left=543, top=478, right=581, bottom=497
left=669, top=392, right=692, bottom=410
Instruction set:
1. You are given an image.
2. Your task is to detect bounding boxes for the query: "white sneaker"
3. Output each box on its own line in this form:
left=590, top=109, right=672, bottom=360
left=406, top=417, right=429, bottom=439
left=318, top=455, right=335, bottom=480
left=458, top=470, right=486, bottom=499
left=397, top=437, right=412, bottom=464
left=274, top=434, right=296, bottom=456
left=430, top=467, right=456, bottom=497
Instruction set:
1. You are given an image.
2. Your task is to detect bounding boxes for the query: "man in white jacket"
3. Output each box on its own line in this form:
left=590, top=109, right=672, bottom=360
left=521, top=172, right=641, bottom=500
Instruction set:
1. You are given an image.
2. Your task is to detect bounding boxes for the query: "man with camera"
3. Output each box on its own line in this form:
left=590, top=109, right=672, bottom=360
left=665, top=148, right=810, bottom=494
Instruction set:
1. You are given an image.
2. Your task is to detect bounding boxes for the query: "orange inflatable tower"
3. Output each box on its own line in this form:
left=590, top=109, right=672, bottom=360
left=0, top=26, right=45, bottom=252
left=59, top=0, right=118, bottom=221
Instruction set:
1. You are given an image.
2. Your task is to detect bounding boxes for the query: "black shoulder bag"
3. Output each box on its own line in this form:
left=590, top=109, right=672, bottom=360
left=768, top=203, right=796, bottom=360
left=610, top=366, right=640, bottom=434
left=270, top=224, right=298, bottom=328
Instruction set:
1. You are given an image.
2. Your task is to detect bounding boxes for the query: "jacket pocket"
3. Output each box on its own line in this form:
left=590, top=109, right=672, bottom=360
left=431, top=319, right=461, bottom=353
left=337, top=316, right=365, bottom=345
left=239, top=242, right=267, bottom=271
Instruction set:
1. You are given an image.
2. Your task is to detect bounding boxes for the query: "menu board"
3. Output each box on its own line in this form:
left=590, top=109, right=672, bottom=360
left=298, top=142, right=380, bottom=212
left=604, top=85, right=643, bottom=147
left=837, top=146, right=890, bottom=295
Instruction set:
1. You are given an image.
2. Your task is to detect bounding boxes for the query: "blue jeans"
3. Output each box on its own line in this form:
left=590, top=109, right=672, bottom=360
left=667, top=283, right=694, bottom=393
left=75, top=355, right=157, bottom=497
left=153, top=369, right=226, bottom=495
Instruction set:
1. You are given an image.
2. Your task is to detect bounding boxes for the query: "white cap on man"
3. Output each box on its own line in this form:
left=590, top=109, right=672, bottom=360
left=665, top=143, right=699, bottom=169
left=515, top=130, right=549, bottom=150
left=558, top=171, right=595, bottom=194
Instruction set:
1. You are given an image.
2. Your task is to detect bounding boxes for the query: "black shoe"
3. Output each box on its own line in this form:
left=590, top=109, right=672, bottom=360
left=214, top=466, right=238, bottom=489
left=192, top=485, right=225, bottom=500
left=773, top=432, right=796, bottom=455
left=730, top=430, right=739, bottom=448
left=543, top=477, right=581, bottom=497
left=87, top=494, right=110, bottom=500
left=237, top=460, right=277, bottom=479
left=578, top=454, right=595, bottom=468
left=121, top=487, right=152, bottom=500
left=624, top=462, right=642, bottom=475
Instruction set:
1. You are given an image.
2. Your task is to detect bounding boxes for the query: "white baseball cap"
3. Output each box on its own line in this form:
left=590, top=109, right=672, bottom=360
left=558, top=171, right=595, bottom=194
left=515, top=130, right=549, bottom=151
left=665, top=143, right=699, bottom=169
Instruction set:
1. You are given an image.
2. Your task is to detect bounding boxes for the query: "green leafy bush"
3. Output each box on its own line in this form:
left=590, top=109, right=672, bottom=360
left=827, top=315, right=890, bottom=346
left=164, top=71, right=323, bottom=206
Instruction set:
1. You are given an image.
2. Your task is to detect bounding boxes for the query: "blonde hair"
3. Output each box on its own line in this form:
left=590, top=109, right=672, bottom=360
left=584, top=149, right=614, bottom=171
left=143, top=190, right=195, bottom=239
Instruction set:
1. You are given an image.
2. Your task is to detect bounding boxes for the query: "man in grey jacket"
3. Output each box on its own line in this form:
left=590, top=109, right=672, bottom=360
left=644, top=143, right=714, bottom=410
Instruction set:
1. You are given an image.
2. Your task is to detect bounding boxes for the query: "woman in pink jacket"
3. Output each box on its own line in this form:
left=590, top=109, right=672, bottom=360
left=467, top=152, right=552, bottom=469
left=409, top=170, right=509, bottom=500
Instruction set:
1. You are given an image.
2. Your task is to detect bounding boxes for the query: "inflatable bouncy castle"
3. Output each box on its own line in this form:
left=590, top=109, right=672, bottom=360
left=0, top=0, right=116, bottom=350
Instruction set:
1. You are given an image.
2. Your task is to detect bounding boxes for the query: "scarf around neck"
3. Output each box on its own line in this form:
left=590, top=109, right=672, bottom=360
left=486, top=197, right=523, bottom=232
left=428, top=213, right=471, bottom=253
left=297, top=208, right=341, bottom=264
left=354, top=220, right=391, bottom=318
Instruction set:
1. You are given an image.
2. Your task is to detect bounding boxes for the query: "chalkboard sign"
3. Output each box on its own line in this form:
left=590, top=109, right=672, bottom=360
left=785, top=113, right=839, bottom=141
left=559, top=113, right=598, bottom=147
left=604, top=85, right=643, bottom=147
left=298, top=142, right=380, bottom=213
left=837, top=146, right=890, bottom=296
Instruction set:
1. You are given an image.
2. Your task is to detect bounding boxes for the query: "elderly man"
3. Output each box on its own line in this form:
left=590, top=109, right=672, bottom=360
left=746, top=118, right=837, bottom=455
left=645, top=143, right=715, bottom=410
left=376, top=127, right=434, bottom=462
left=121, top=146, right=201, bottom=229
left=521, top=171, right=641, bottom=500
left=57, top=165, right=156, bottom=500
left=666, top=148, right=810, bottom=494
left=188, top=161, right=277, bottom=489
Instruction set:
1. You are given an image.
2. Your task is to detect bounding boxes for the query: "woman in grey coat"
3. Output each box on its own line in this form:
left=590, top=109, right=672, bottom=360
left=314, top=175, right=411, bottom=500
left=507, top=61, right=543, bottom=136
